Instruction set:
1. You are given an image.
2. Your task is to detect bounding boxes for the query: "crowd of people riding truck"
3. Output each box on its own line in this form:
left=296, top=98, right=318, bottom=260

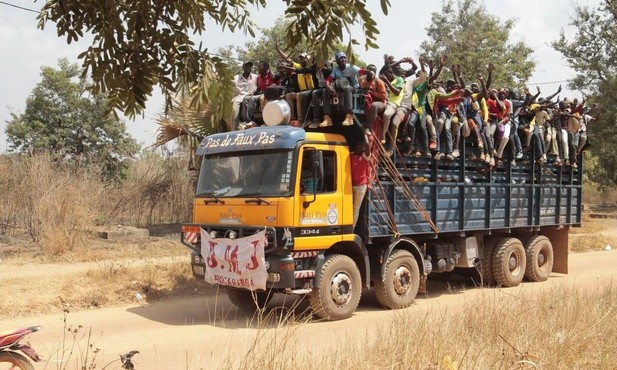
left=229, top=49, right=597, bottom=168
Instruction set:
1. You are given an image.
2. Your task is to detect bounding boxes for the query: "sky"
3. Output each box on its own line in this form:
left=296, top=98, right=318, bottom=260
left=0, top=0, right=600, bottom=153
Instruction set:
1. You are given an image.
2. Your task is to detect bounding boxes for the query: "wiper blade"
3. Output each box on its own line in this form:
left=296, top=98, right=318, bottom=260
left=204, top=198, right=225, bottom=205
left=197, top=190, right=226, bottom=204
left=244, top=197, right=271, bottom=205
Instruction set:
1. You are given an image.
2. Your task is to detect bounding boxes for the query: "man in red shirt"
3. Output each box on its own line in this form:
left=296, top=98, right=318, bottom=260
left=240, top=60, right=275, bottom=128
left=351, top=141, right=371, bottom=228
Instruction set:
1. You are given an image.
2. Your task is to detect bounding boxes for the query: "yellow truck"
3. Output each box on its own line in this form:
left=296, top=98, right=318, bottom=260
left=181, top=120, right=580, bottom=321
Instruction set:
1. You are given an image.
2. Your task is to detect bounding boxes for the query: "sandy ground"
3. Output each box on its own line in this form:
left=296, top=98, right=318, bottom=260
left=2, top=248, right=616, bottom=370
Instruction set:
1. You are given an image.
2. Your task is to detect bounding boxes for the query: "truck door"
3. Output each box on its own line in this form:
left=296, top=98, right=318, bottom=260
left=294, top=146, right=344, bottom=250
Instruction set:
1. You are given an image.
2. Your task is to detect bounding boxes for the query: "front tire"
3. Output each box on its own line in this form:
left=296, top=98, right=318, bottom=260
left=492, top=237, right=526, bottom=287
left=524, top=235, right=554, bottom=282
left=0, top=351, right=34, bottom=370
left=374, top=250, right=420, bottom=309
left=227, top=289, right=273, bottom=311
left=309, top=254, right=362, bottom=321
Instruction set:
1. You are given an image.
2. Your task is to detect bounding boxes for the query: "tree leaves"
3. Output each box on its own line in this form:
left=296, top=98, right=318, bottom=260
left=421, top=0, right=535, bottom=88
left=552, top=1, right=617, bottom=186
left=5, top=59, right=140, bottom=181
left=38, top=0, right=389, bottom=119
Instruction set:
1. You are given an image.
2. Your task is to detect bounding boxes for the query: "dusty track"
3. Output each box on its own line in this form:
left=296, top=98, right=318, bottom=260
left=2, top=249, right=616, bottom=369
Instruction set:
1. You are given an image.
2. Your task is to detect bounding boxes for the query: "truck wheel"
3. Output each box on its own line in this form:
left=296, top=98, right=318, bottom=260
left=479, top=237, right=497, bottom=286
left=374, top=250, right=420, bottom=309
left=0, top=351, right=34, bottom=370
left=227, top=289, right=272, bottom=311
left=492, top=237, right=526, bottom=287
left=309, top=254, right=362, bottom=321
left=524, top=235, right=554, bottom=282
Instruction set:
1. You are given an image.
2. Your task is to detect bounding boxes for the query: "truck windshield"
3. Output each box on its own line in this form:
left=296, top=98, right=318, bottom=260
left=196, top=150, right=294, bottom=198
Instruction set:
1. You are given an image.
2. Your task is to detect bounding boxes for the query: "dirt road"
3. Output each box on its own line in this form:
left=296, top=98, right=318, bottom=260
left=4, top=249, right=617, bottom=370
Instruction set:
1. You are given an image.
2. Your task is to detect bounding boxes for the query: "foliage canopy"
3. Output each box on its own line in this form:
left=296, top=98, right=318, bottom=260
left=421, top=0, right=535, bottom=88
left=5, top=59, right=140, bottom=179
left=552, top=1, right=617, bottom=186
left=38, top=0, right=390, bottom=120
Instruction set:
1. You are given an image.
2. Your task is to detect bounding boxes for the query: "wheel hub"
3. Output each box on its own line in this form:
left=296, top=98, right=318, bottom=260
left=538, top=251, right=546, bottom=266
left=393, top=266, right=412, bottom=295
left=330, top=272, right=352, bottom=305
left=508, top=253, right=521, bottom=274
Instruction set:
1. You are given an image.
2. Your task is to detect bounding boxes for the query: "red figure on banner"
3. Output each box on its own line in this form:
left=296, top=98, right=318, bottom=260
left=225, top=244, right=240, bottom=274
left=246, top=239, right=260, bottom=270
left=206, top=240, right=218, bottom=268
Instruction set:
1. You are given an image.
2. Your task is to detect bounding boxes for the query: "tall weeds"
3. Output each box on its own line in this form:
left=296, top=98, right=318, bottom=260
left=221, top=283, right=617, bottom=370
left=0, top=153, right=102, bottom=253
left=0, top=150, right=195, bottom=254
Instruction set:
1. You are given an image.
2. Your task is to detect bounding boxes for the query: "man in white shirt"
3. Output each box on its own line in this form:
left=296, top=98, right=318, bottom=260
left=230, top=61, right=257, bottom=131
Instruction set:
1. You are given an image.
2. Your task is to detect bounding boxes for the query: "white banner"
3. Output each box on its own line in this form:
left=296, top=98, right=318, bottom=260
left=200, top=230, right=268, bottom=291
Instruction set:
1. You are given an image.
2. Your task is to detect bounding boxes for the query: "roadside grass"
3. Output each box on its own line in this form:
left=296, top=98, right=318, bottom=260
left=0, top=260, right=214, bottom=320
left=215, top=282, right=617, bottom=370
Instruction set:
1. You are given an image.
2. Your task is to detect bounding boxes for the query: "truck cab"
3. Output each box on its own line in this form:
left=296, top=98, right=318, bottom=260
left=182, top=125, right=370, bottom=320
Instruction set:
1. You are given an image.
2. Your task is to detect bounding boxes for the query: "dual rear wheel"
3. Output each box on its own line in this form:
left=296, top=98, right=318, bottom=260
left=484, top=235, right=554, bottom=287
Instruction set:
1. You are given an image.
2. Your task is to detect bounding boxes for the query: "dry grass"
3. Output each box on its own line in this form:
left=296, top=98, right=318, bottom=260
left=217, top=283, right=617, bottom=370
left=0, top=154, right=103, bottom=254
left=569, top=217, right=617, bottom=252
left=100, top=150, right=195, bottom=227
left=0, top=151, right=195, bottom=256
left=0, top=258, right=213, bottom=320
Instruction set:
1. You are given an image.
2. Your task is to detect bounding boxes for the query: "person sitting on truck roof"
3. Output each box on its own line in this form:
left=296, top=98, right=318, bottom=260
left=493, top=88, right=512, bottom=166
left=358, top=64, right=387, bottom=136
left=321, top=51, right=367, bottom=127
left=380, top=67, right=406, bottom=156
left=351, top=141, right=371, bottom=228
left=308, top=61, right=333, bottom=129
left=429, top=82, right=462, bottom=161
left=275, top=44, right=317, bottom=124
left=277, top=62, right=301, bottom=122
left=240, top=60, right=275, bottom=129
left=230, top=61, right=257, bottom=131
left=410, top=55, right=448, bottom=158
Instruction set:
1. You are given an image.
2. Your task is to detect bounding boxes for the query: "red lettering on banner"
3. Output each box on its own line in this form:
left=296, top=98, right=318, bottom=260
left=206, top=240, right=218, bottom=268
left=246, top=239, right=260, bottom=270
left=224, top=244, right=240, bottom=274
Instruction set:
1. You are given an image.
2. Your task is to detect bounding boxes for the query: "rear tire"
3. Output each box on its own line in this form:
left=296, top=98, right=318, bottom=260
left=492, top=237, right=526, bottom=287
left=309, top=254, right=362, bottom=321
left=524, top=235, right=554, bottom=282
left=0, top=351, right=34, bottom=370
left=375, top=250, right=420, bottom=309
left=480, top=237, right=497, bottom=286
left=227, top=289, right=273, bottom=311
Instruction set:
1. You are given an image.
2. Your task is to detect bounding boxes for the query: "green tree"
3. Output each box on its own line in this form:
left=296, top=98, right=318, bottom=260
left=5, top=59, right=140, bottom=179
left=37, top=0, right=390, bottom=121
left=552, top=1, right=617, bottom=186
left=420, top=0, right=535, bottom=87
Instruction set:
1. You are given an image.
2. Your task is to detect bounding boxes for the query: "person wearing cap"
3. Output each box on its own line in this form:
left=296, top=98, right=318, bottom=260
left=321, top=51, right=367, bottom=127
left=230, top=61, right=257, bottom=130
